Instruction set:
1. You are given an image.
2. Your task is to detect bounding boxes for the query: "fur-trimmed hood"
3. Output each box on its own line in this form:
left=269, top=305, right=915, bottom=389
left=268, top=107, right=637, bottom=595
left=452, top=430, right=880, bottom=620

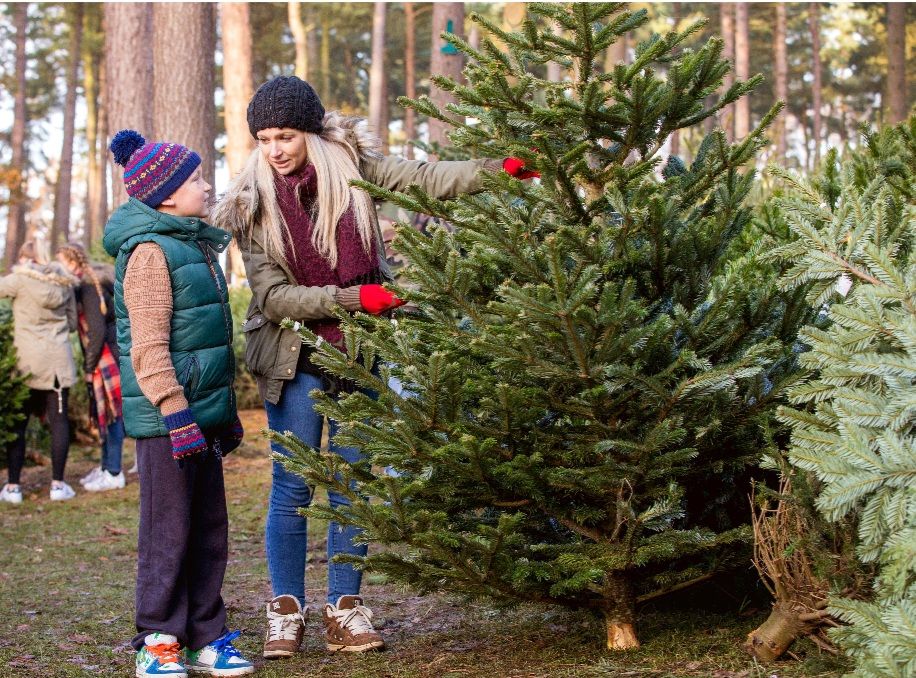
left=12, top=261, right=79, bottom=288
left=212, top=112, right=383, bottom=240
left=0, top=260, right=78, bottom=390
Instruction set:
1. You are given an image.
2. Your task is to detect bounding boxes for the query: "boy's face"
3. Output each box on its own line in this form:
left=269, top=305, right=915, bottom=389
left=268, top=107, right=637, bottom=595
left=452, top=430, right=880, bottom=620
left=159, top=167, right=211, bottom=218
left=256, top=128, right=307, bottom=175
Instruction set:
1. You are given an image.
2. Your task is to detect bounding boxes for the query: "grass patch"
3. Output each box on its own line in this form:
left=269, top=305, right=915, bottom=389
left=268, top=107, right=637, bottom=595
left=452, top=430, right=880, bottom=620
left=0, top=410, right=849, bottom=677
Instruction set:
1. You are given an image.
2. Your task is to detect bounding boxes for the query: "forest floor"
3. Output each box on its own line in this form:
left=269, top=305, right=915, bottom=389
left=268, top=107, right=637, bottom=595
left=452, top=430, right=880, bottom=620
left=0, top=409, right=849, bottom=678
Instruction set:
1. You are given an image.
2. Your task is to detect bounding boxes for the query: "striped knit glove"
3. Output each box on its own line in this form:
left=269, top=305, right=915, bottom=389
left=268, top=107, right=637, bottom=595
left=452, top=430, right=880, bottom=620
left=163, top=409, right=208, bottom=463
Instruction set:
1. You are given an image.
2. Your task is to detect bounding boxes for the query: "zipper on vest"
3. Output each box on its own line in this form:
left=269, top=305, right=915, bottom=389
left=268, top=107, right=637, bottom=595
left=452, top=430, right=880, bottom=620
left=199, top=243, right=237, bottom=412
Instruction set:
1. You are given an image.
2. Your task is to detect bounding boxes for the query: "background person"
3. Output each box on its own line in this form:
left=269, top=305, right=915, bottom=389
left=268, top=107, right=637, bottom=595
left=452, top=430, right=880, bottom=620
left=0, top=239, right=78, bottom=503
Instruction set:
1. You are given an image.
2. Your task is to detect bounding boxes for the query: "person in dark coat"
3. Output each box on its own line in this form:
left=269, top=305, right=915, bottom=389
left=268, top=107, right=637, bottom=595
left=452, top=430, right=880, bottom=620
left=57, top=242, right=126, bottom=492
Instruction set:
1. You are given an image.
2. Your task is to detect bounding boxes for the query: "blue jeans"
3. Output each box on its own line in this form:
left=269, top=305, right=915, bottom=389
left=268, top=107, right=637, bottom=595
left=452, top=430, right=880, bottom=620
left=265, top=371, right=367, bottom=608
left=102, top=418, right=125, bottom=475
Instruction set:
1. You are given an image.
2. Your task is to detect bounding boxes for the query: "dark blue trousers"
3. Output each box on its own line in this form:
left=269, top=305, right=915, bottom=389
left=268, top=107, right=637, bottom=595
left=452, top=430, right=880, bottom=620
left=131, top=435, right=228, bottom=652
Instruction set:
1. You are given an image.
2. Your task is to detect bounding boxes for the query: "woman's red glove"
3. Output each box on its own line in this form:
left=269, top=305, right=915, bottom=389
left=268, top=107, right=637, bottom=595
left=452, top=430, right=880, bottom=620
left=503, top=157, right=540, bottom=179
left=359, top=284, right=405, bottom=314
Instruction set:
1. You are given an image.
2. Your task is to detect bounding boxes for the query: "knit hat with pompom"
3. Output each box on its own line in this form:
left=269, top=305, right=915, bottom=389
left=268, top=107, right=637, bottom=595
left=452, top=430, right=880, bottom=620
left=109, top=130, right=201, bottom=208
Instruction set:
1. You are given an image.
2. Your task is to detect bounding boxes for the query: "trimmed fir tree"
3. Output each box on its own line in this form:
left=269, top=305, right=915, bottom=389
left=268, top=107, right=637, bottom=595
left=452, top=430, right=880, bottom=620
left=768, top=119, right=915, bottom=676
left=0, top=305, right=28, bottom=462
left=273, top=3, right=798, bottom=648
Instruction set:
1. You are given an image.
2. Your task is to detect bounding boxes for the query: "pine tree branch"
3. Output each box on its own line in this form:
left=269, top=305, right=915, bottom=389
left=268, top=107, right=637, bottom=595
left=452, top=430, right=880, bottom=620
left=635, top=573, right=716, bottom=604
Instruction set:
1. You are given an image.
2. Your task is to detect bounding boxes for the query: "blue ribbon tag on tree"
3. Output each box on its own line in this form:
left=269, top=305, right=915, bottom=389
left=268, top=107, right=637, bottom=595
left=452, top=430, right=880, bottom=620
left=441, top=19, right=459, bottom=54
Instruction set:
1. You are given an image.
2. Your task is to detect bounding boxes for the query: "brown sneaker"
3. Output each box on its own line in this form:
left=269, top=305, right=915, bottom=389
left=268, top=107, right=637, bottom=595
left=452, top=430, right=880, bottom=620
left=263, top=594, right=307, bottom=659
left=323, top=595, right=385, bottom=652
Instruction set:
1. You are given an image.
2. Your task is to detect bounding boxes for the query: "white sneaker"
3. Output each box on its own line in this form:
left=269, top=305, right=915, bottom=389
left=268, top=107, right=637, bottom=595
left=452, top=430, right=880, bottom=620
left=128, top=460, right=139, bottom=475
left=0, top=484, right=23, bottom=505
left=80, top=466, right=103, bottom=486
left=50, top=481, right=76, bottom=501
left=85, top=470, right=126, bottom=492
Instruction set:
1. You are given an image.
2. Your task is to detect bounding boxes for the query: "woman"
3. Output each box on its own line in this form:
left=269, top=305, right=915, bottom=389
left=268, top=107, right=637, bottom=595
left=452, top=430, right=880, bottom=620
left=213, top=76, right=534, bottom=659
left=56, top=242, right=126, bottom=492
left=0, top=240, right=78, bottom=503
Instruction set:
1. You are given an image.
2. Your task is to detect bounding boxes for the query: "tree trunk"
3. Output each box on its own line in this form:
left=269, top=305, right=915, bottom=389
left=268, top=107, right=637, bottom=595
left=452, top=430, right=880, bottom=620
left=773, top=4, right=788, bottom=164
left=288, top=1, right=307, bottom=80
left=4, top=2, right=30, bottom=270
left=669, top=3, right=682, bottom=157
left=547, top=21, right=567, bottom=82
left=220, top=2, right=254, bottom=176
left=220, top=1, right=254, bottom=285
left=744, top=601, right=834, bottom=662
left=404, top=2, right=417, bottom=159
left=104, top=2, right=154, bottom=208
left=601, top=577, right=639, bottom=650
left=153, top=3, right=217, bottom=187
left=733, top=3, right=750, bottom=140
left=720, top=3, right=735, bottom=142
left=320, top=11, right=331, bottom=104
left=304, top=3, right=317, bottom=83
left=52, top=3, right=84, bottom=250
left=809, top=3, right=822, bottom=165
left=886, top=3, right=907, bottom=124
left=368, top=2, right=388, bottom=152
left=428, top=2, right=465, bottom=154
left=96, top=55, right=110, bottom=232
left=604, top=30, right=626, bottom=75
left=82, top=5, right=102, bottom=248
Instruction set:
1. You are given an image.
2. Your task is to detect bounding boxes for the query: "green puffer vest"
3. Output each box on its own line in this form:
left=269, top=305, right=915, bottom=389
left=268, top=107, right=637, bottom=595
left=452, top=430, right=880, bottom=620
left=103, top=198, right=236, bottom=439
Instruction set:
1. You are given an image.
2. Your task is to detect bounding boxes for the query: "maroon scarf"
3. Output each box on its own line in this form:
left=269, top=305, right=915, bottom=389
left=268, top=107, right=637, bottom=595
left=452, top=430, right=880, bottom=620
left=275, top=163, right=383, bottom=348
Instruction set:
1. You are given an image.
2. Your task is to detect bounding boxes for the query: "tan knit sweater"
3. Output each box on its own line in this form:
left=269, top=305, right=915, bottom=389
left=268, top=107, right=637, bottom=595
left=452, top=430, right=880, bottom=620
left=124, top=243, right=367, bottom=415
left=123, top=243, right=188, bottom=416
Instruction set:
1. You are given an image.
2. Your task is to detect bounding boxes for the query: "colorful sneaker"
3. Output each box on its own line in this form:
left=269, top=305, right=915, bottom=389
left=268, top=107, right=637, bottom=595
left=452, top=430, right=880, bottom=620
left=85, top=470, right=126, bottom=492
left=49, top=481, right=76, bottom=501
left=323, top=595, right=385, bottom=652
left=263, top=594, right=307, bottom=659
left=80, top=466, right=103, bottom=486
left=186, top=630, right=254, bottom=676
left=0, top=483, right=23, bottom=505
left=136, top=633, right=187, bottom=677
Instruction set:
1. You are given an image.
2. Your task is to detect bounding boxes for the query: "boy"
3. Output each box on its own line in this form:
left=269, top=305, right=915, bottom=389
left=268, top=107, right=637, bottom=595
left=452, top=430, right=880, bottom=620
left=103, top=129, right=253, bottom=678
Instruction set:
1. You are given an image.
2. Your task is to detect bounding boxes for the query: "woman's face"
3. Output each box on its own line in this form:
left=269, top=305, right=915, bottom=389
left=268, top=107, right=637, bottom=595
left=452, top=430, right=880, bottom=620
left=256, top=128, right=308, bottom=175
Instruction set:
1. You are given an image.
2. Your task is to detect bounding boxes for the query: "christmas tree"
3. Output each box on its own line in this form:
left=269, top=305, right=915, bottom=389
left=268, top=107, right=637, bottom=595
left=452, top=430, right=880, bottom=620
left=0, top=304, right=28, bottom=463
left=769, top=119, right=915, bottom=676
left=274, top=3, right=799, bottom=648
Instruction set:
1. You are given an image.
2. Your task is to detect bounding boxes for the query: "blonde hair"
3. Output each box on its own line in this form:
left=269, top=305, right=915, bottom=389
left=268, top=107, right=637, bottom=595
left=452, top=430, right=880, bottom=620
left=215, top=112, right=381, bottom=269
left=19, top=238, right=49, bottom=265
left=57, top=242, right=107, bottom=315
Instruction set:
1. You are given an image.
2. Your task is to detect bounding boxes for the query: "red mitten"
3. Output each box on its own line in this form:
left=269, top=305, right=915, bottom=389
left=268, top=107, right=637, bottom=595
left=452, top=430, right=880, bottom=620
left=359, top=284, right=405, bottom=315
left=503, top=157, right=540, bottom=179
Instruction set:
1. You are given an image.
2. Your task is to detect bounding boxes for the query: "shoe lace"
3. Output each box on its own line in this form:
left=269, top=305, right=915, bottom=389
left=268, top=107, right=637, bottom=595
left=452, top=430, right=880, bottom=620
left=267, top=609, right=305, bottom=641
left=147, top=642, right=182, bottom=665
left=211, top=630, right=243, bottom=659
left=335, top=604, right=376, bottom=636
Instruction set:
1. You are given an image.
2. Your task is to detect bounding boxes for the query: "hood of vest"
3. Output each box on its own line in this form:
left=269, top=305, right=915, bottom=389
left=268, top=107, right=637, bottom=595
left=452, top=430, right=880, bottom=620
left=103, top=197, right=232, bottom=258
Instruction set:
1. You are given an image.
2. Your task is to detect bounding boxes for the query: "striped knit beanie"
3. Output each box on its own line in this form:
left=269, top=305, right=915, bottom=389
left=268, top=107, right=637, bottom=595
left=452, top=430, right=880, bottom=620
left=109, top=130, right=201, bottom=208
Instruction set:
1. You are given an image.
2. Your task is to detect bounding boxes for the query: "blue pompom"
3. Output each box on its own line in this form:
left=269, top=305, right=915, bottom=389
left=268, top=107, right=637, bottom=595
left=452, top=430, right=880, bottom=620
left=110, top=129, right=146, bottom=166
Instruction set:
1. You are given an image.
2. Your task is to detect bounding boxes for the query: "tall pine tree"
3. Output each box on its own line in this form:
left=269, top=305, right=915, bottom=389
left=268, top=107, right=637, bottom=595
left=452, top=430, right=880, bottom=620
left=274, top=3, right=797, bottom=648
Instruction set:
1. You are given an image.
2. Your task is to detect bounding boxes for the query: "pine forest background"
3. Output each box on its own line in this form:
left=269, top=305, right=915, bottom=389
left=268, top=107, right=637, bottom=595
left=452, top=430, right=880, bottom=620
left=0, top=2, right=912, bottom=269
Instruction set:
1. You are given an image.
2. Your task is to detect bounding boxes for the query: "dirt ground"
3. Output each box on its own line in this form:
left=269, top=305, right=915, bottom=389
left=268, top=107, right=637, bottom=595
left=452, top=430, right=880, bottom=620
left=0, top=409, right=848, bottom=677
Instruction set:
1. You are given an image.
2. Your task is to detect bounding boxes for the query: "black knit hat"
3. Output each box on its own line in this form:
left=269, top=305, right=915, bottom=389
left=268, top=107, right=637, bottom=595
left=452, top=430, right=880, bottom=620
left=247, top=76, right=325, bottom=137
